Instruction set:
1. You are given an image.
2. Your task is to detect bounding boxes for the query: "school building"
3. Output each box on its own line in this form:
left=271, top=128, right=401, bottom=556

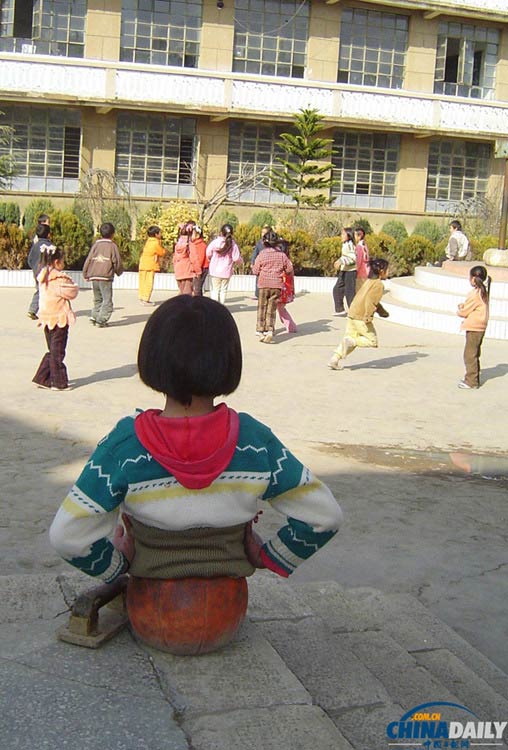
left=0, top=0, right=507, bottom=228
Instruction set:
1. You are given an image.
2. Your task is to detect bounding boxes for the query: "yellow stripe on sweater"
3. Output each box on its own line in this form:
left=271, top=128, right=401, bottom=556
left=127, top=480, right=262, bottom=505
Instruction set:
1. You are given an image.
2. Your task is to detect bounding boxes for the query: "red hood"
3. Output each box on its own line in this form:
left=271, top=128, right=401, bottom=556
left=134, top=404, right=239, bottom=489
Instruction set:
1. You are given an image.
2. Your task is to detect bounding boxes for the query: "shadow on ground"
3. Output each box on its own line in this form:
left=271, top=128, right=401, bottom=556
left=347, top=352, right=428, bottom=370
left=72, top=364, right=138, bottom=387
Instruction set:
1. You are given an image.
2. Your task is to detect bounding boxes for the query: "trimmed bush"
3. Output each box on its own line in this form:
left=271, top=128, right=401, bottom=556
left=470, top=234, right=505, bottom=260
left=316, top=236, right=341, bottom=275
left=211, top=209, right=239, bottom=231
left=248, top=210, right=275, bottom=229
left=352, top=216, right=374, bottom=235
left=0, top=202, right=21, bottom=225
left=50, top=209, right=94, bottom=270
left=0, top=221, right=30, bottom=269
left=412, top=219, right=447, bottom=244
left=137, top=201, right=201, bottom=249
left=23, top=199, right=55, bottom=232
left=278, top=227, right=316, bottom=273
left=381, top=220, right=408, bottom=244
left=234, top=224, right=262, bottom=266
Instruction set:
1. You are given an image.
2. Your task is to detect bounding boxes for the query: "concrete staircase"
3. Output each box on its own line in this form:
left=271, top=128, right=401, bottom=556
left=383, top=265, right=508, bottom=340
left=1, top=572, right=508, bottom=750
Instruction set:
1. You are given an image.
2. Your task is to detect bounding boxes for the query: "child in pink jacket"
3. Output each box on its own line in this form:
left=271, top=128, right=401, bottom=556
left=457, top=265, right=490, bottom=390
left=206, top=224, right=242, bottom=304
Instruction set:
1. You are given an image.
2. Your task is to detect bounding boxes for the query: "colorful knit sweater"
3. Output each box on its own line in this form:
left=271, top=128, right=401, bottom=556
left=49, top=411, right=342, bottom=583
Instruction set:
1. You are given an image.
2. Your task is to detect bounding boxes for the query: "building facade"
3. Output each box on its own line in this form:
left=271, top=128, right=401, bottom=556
left=0, top=0, right=507, bottom=228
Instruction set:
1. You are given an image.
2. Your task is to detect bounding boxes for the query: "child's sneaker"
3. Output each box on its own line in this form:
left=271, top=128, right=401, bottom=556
left=262, top=332, right=274, bottom=344
left=328, top=354, right=343, bottom=370
left=458, top=381, right=478, bottom=389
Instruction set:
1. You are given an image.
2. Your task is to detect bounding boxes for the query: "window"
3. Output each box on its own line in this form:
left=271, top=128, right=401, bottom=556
left=0, top=106, right=81, bottom=192
left=434, top=22, right=499, bottom=99
left=228, top=121, right=294, bottom=203
left=115, top=113, right=196, bottom=198
left=425, top=139, right=491, bottom=212
left=0, top=0, right=85, bottom=56
left=233, top=0, right=308, bottom=79
left=120, top=0, right=202, bottom=68
left=331, top=131, right=399, bottom=209
left=337, top=8, right=408, bottom=89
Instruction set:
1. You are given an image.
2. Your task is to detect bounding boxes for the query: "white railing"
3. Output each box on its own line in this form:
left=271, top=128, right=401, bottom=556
left=1, top=54, right=507, bottom=140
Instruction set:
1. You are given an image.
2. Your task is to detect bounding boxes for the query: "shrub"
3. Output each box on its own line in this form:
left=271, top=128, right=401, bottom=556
left=412, top=219, right=448, bottom=244
left=0, top=221, right=30, bottom=268
left=352, top=216, right=374, bottom=235
left=390, top=234, right=438, bottom=275
left=137, top=201, right=200, bottom=248
left=0, top=202, right=20, bottom=225
left=278, top=228, right=316, bottom=273
left=23, top=198, right=56, bottom=232
left=101, top=203, right=132, bottom=239
left=470, top=234, right=505, bottom=260
left=234, top=223, right=262, bottom=265
left=248, top=210, right=275, bottom=229
left=50, top=209, right=94, bottom=270
left=315, top=236, right=342, bottom=275
left=381, top=220, right=408, bottom=244
left=211, top=209, right=239, bottom=232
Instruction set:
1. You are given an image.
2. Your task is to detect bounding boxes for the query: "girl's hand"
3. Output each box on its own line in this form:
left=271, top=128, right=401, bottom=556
left=112, top=513, right=135, bottom=563
left=333, top=259, right=342, bottom=271
left=244, top=519, right=266, bottom=569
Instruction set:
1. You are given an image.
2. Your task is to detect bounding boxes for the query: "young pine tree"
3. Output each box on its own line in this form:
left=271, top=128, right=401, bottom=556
left=268, top=108, right=336, bottom=210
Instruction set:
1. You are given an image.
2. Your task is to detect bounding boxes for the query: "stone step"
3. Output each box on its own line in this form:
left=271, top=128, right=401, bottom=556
left=414, top=266, right=508, bottom=300
left=2, top=573, right=508, bottom=750
left=389, top=276, right=508, bottom=317
left=382, top=292, right=508, bottom=340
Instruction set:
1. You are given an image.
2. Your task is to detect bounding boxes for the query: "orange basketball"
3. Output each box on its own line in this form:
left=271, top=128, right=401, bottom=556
left=126, top=576, right=248, bottom=655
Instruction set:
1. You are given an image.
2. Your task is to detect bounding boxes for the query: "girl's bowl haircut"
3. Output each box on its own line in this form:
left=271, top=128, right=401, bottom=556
left=138, top=296, right=242, bottom=405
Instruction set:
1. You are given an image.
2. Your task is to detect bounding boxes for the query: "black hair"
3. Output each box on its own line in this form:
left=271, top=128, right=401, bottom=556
left=217, top=223, right=234, bottom=255
left=147, top=225, right=161, bottom=237
left=354, top=227, right=366, bottom=240
left=35, top=223, right=51, bottom=239
left=100, top=222, right=115, bottom=238
left=138, top=296, right=242, bottom=406
left=368, top=257, right=389, bottom=278
left=262, top=230, right=279, bottom=248
left=37, top=214, right=50, bottom=224
left=342, top=227, right=354, bottom=243
left=450, top=220, right=462, bottom=231
left=470, top=265, right=491, bottom=304
left=39, top=244, right=64, bottom=284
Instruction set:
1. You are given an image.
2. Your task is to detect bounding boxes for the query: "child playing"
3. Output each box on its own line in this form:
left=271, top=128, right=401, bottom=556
left=83, top=222, right=123, bottom=327
left=252, top=230, right=294, bottom=343
left=328, top=258, right=389, bottom=370
left=354, top=227, right=370, bottom=292
left=49, top=295, right=341, bottom=593
left=173, top=221, right=198, bottom=295
left=332, top=227, right=357, bottom=315
left=139, top=225, right=166, bottom=306
left=276, top=237, right=297, bottom=334
left=457, top=265, right=490, bottom=389
left=32, top=245, right=79, bottom=391
left=206, top=224, right=242, bottom=304
left=189, top=225, right=209, bottom=296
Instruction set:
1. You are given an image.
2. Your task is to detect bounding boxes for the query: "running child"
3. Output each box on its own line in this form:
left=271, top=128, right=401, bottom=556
left=252, top=231, right=294, bottom=343
left=49, top=295, right=342, bottom=590
left=457, top=265, right=490, bottom=389
left=32, top=245, right=79, bottom=391
left=328, top=258, right=389, bottom=370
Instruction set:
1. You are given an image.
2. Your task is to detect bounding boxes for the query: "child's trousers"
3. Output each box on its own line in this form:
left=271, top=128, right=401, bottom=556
left=463, top=330, right=485, bottom=387
left=257, top=287, right=281, bottom=333
left=33, top=324, right=69, bottom=389
left=139, top=271, right=155, bottom=302
left=277, top=303, right=297, bottom=333
left=335, top=318, right=378, bottom=359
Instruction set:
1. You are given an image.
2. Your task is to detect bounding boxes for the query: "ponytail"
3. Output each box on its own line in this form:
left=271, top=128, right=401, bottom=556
left=39, top=243, right=62, bottom=285
left=470, top=265, right=491, bottom=304
left=217, top=224, right=234, bottom=256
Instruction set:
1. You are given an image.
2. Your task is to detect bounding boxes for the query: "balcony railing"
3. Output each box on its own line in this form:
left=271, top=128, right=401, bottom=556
left=1, top=52, right=507, bottom=140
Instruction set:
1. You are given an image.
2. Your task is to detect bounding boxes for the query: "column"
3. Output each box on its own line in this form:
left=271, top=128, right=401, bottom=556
left=396, top=134, right=429, bottom=214
left=306, top=1, right=340, bottom=83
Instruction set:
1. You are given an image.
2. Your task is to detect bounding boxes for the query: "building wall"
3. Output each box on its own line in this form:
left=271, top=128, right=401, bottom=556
left=0, top=0, right=506, bottom=228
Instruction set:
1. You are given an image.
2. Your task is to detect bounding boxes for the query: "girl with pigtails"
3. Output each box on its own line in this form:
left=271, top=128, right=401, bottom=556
left=32, top=244, right=79, bottom=391
left=206, top=223, right=242, bottom=305
left=457, top=265, right=491, bottom=390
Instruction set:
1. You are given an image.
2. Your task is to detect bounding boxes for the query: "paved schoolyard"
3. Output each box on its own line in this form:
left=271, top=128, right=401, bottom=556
left=1, top=285, right=507, bottom=671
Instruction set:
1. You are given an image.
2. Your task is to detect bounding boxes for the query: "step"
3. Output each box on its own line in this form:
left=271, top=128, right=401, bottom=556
left=2, top=573, right=508, bottom=750
left=382, top=292, right=508, bottom=340
left=389, top=276, right=508, bottom=317
left=414, top=266, right=508, bottom=300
